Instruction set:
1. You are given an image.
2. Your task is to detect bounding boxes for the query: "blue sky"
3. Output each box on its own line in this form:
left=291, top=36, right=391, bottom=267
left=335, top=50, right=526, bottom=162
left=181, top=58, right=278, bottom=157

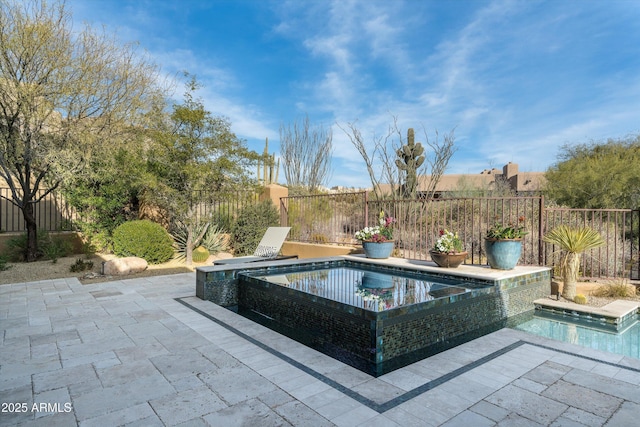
left=67, top=0, right=640, bottom=188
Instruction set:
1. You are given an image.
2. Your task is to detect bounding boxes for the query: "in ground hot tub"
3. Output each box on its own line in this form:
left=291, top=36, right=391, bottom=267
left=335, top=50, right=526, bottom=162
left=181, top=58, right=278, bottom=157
left=196, top=257, right=550, bottom=376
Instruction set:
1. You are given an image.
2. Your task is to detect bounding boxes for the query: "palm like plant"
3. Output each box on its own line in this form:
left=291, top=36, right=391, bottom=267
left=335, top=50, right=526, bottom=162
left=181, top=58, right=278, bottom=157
left=543, top=225, right=605, bottom=300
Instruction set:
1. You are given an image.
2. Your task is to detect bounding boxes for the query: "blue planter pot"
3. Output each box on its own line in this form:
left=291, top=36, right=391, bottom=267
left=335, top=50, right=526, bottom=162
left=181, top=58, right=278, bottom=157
left=362, top=241, right=394, bottom=259
left=361, top=271, right=394, bottom=288
left=484, top=238, right=522, bottom=270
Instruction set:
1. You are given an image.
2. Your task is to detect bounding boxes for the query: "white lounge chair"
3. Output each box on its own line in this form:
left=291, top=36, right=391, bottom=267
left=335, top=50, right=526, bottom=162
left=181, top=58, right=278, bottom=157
left=214, top=227, right=294, bottom=265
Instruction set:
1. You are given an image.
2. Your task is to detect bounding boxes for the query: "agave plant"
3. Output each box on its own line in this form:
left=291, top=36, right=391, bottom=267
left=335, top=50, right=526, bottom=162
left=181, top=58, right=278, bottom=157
left=171, top=220, right=228, bottom=266
left=543, top=225, right=605, bottom=300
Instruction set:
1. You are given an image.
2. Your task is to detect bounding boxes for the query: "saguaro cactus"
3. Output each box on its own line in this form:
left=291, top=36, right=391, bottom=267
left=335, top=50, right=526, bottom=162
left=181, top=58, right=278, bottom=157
left=395, top=128, right=425, bottom=198
left=257, top=138, right=280, bottom=184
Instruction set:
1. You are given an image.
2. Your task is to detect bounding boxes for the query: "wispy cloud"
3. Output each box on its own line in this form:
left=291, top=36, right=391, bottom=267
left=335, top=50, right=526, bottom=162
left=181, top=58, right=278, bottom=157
left=67, top=0, right=640, bottom=187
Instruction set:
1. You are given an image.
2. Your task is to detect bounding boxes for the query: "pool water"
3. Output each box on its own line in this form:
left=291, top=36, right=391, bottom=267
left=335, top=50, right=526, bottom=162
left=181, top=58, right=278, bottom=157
left=513, top=313, right=640, bottom=360
left=254, top=266, right=487, bottom=312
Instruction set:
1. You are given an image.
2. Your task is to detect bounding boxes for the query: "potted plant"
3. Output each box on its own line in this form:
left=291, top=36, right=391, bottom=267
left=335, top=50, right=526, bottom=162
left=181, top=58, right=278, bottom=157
left=543, top=225, right=605, bottom=300
left=430, top=229, right=467, bottom=268
left=354, top=210, right=396, bottom=259
left=484, top=217, right=528, bottom=270
left=356, top=284, right=394, bottom=310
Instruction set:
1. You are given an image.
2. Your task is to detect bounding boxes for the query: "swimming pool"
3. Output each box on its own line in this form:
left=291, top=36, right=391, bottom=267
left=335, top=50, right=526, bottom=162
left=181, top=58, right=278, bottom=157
left=513, top=312, right=640, bottom=360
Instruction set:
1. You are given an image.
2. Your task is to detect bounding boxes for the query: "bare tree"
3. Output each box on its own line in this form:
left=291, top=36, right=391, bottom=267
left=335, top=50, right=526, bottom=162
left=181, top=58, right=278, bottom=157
left=419, top=128, right=457, bottom=200
left=339, top=116, right=456, bottom=200
left=279, top=115, right=333, bottom=192
left=337, top=119, right=401, bottom=200
left=0, top=0, right=163, bottom=260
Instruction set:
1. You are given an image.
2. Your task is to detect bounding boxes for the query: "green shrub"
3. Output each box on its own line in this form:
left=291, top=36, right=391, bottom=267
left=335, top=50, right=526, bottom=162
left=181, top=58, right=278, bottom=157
left=112, top=220, right=174, bottom=264
left=230, top=201, right=279, bottom=256
left=42, top=236, right=73, bottom=263
left=6, top=230, right=71, bottom=262
left=70, top=258, right=94, bottom=272
left=192, top=246, right=210, bottom=263
left=0, top=256, right=10, bottom=271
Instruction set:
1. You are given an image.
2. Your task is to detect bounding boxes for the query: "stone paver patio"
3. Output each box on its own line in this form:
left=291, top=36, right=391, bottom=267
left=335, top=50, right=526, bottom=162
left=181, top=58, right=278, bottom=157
left=1, top=273, right=639, bottom=426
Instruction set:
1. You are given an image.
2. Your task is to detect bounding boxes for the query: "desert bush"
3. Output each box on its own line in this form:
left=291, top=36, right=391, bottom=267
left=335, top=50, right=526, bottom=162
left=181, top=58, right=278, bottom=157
left=593, top=280, right=637, bottom=298
left=6, top=230, right=72, bottom=262
left=70, top=258, right=94, bottom=272
left=0, top=256, right=10, bottom=271
left=112, top=220, right=174, bottom=264
left=230, top=201, right=279, bottom=256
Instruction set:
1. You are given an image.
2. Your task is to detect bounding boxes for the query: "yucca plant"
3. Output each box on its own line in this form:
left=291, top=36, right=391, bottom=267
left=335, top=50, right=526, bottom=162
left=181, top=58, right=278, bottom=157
left=543, top=225, right=605, bottom=300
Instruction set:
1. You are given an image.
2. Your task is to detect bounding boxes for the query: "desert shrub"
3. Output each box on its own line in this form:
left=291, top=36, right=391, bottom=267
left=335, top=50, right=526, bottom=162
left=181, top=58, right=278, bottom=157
left=192, top=246, right=210, bottom=263
left=42, top=236, right=73, bottom=264
left=112, top=220, right=174, bottom=264
left=70, top=258, right=94, bottom=272
left=0, top=256, right=10, bottom=271
left=593, top=280, right=637, bottom=298
left=6, top=230, right=72, bottom=262
left=230, top=201, right=279, bottom=256
left=310, top=233, right=329, bottom=244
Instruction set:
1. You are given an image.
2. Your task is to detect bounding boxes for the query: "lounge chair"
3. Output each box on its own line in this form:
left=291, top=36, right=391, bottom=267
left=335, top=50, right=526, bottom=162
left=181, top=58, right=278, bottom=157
left=214, top=226, right=296, bottom=265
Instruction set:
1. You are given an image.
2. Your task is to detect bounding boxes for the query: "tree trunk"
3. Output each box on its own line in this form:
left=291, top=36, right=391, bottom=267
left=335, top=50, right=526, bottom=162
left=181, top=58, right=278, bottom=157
left=185, top=229, right=193, bottom=266
left=561, top=252, right=580, bottom=300
left=23, top=202, right=39, bottom=262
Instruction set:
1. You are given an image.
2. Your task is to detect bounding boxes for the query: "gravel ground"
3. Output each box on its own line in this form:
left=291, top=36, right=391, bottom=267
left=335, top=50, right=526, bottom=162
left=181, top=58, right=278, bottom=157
left=0, top=253, right=233, bottom=286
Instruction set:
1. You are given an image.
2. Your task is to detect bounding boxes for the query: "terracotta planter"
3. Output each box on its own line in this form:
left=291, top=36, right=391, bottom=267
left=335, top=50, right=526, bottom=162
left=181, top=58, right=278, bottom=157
left=429, top=251, right=468, bottom=268
left=484, top=238, right=522, bottom=270
left=362, top=241, right=394, bottom=259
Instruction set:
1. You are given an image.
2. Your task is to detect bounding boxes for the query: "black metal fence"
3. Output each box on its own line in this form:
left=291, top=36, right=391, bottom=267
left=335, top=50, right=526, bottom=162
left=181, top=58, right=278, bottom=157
left=280, top=193, right=640, bottom=281
left=0, top=188, right=77, bottom=233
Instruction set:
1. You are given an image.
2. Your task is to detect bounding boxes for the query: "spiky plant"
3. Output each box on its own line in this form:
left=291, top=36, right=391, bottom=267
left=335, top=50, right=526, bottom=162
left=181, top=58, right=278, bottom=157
left=543, top=225, right=605, bottom=300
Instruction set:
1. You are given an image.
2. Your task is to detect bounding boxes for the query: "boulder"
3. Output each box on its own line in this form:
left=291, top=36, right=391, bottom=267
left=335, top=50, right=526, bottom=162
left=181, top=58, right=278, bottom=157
left=103, top=257, right=148, bottom=276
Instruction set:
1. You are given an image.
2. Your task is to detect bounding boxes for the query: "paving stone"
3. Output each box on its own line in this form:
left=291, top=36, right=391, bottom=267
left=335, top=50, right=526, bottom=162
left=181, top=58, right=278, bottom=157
left=150, top=349, right=218, bottom=382
left=470, top=400, right=510, bottom=423
left=96, top=359, right=161, bottom=388
left=441, top=409, right=495, bottom=427
left=512, top=377, right=548, bottom=394
left=329, top=403, right=379, bottom=427
left=486, top=384, right=567, bottom=425
left=150, top=386, right=227, bottom=425
left=604, top=401, right=640, bottom=427
left=563, top=368, right=640, bottom=404
left=257, top=387, right=296, bottom=409
left=382, top=406, right=437, bottom=427
left=33, top=364, right=98, bottom=393
left=32, top=387, right=72, bottom=419
left=523, top=361, right=571, bottom=385
left=203, top=398, right=293, bottom=427
left=542, top=380, right=623, bottom=418
left=496, top=412, right=545, bottom=426
left=72, top=373, right=175, bottom=421
left=271, top=400, right=335, bottom=427
left=198, top=365, right=280, bottom=406
left=561, top=406, right=607, bottom=427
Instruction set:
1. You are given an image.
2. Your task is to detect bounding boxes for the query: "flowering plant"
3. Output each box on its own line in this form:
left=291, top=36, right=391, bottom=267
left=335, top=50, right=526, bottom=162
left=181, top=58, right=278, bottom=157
left=354, top=210, right=396, bottom=242
left=486, top=216, right=528, bottom=240
left=432, top=229, right=464, bottom=254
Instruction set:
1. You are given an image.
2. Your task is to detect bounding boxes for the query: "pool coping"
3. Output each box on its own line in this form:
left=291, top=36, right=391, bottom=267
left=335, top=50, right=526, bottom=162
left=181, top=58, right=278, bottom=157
left=197, top=254, right=551, bottom=281
left=533, top=298, right=639, bottom=327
